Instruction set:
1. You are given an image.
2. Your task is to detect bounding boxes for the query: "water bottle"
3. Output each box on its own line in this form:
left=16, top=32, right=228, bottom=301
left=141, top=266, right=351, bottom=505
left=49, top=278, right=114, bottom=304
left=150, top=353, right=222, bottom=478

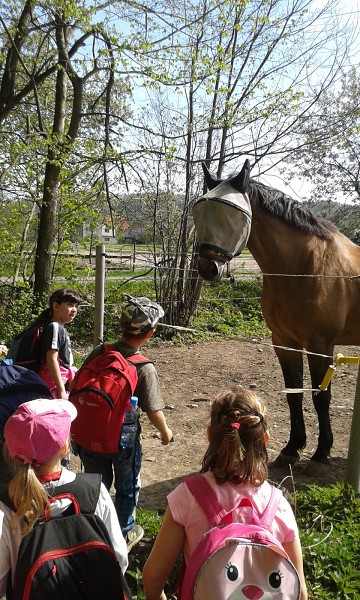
left=120, top=396, right=140, bottom=449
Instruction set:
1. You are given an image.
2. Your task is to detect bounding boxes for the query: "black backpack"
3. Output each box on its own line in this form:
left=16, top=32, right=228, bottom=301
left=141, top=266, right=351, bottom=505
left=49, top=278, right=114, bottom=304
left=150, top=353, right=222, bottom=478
left=4, top=473, right=130, bottom=600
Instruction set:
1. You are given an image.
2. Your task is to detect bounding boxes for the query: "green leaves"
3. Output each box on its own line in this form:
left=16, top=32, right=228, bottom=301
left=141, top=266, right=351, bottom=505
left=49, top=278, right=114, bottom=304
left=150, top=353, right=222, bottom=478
left=297, top=483, right=360, bottom=598
left=190, top=276, right=269, bottom=340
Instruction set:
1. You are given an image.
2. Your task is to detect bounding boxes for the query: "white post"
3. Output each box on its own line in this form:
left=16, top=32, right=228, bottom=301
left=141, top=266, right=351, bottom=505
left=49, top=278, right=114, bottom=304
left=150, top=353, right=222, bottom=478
left=93, top=244, right=105, bottom=347
left=345, top=362, right=360, bottom=493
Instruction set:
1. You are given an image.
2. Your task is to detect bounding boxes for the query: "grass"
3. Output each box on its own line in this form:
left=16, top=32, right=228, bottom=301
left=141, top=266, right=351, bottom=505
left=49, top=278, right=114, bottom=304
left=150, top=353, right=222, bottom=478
left=296, top=483, right=360, bottom=599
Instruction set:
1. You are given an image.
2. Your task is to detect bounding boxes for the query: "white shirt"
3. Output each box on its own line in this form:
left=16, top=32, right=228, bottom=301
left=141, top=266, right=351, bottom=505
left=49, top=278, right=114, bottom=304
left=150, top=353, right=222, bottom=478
left=0, top=467, right=128, bottom=595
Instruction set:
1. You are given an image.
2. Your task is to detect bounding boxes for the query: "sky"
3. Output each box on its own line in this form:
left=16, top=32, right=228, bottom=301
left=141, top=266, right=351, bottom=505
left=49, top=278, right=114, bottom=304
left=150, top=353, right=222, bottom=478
left=258, top=0, right=360, bottom=202
left=93, top=0, right=360, bottom=204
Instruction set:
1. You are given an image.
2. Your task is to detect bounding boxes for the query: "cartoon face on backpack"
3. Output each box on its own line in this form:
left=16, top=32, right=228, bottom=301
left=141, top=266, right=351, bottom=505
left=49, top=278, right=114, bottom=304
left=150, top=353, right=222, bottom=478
left=194, top=539, right=300, bottom=599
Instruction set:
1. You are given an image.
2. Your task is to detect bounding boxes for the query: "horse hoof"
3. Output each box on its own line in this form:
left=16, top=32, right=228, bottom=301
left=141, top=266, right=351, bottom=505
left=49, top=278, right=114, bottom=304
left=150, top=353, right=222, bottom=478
left=270, top=453, right=299, bottom=468
left=304, top=460, right=329, bottom=477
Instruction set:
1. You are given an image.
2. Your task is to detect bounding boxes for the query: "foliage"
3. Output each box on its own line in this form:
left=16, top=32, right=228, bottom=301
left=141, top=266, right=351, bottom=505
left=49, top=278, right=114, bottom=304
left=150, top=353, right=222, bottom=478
left=284, top=68, right=360, bottom=206
left=189, top=277, right=269, bottom=341
left=296, top=483, right=360, bottom=599
left=0, top=0, right=132, bottom=297
left=0, top=285, right=44, bottom=346
left=305, top=199, right=360, bottom=243
left=1, top=0, right=353, bottom=314
left=127, top=509, right=179, bottom=600
left=0, top=276, right=268, bottom=353
left=74, top=277, right=269, bottom=346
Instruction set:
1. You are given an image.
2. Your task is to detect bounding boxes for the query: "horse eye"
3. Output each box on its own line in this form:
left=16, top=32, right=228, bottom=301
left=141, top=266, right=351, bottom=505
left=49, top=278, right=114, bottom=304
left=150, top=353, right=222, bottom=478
left=268, top=570, right=283, bottom=589
left=225, top=562, right=239, bottom=582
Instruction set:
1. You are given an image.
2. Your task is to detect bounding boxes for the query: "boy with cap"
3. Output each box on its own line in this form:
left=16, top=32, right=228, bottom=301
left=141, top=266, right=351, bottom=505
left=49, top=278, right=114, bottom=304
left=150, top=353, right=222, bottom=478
left=75, top=296, right=173, bottom=550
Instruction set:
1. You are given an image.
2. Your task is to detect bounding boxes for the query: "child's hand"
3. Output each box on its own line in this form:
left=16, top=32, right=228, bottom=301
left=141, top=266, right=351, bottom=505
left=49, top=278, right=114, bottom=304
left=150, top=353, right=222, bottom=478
left=0, top=344, right=8, bottom=358
left=161, top=427, right=173, bottom=445
left=57, top=387, right=68, bottom=400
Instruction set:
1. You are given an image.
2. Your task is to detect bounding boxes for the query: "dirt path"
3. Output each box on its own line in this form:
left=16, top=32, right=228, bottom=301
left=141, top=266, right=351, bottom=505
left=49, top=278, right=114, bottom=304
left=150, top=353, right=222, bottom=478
left=137, top=338, right=357, bottom=510
left=70, top=336, right=356, bottom=505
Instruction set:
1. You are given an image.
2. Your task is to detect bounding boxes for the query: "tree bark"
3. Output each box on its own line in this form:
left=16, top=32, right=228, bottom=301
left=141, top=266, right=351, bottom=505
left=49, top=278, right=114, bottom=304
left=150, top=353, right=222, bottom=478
left=33, top=11, right=85, bottom=298
left=33, top=13, right=67, bottom=298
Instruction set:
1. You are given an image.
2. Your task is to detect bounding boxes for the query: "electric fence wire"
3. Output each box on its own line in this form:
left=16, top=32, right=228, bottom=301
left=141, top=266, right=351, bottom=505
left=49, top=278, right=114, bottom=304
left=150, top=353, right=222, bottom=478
left=97, top=255, right=360, bottom=361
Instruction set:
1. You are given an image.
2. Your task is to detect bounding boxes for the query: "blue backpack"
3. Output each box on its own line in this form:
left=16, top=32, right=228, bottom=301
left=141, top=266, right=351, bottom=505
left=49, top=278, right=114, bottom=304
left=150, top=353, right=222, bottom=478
left=6, top=325, right=45, bottom=372
left=0, top=361, right=51, bottom=439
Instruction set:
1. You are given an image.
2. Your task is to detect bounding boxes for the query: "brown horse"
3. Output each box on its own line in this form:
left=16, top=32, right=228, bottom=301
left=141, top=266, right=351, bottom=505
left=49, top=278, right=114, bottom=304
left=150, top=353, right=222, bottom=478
left=193, top=160, right=360, bottom=468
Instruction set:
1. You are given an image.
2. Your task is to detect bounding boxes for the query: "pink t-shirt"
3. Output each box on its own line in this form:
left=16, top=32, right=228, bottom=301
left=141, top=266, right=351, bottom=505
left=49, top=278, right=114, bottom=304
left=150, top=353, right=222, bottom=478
left=167, top=472, right=299, bottom=562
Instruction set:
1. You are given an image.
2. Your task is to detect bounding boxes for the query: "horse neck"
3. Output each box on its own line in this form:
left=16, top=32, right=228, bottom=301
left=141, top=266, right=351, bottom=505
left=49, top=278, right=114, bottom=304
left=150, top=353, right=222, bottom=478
left=246, top=204, right=312, bottom=274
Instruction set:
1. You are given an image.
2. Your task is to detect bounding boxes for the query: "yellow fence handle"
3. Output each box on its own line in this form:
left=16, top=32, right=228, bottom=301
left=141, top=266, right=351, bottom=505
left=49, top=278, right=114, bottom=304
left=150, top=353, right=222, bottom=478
left=335, top=353, right=360, bottom=366
left=319, top=365, right=336, bottom=391
left=319, top=354, right=360, bottom=391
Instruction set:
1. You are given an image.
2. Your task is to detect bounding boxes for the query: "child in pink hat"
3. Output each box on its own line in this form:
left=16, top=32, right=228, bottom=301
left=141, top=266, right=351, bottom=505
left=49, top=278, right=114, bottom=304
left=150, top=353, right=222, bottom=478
left=0, top=398, right=128, bottom=597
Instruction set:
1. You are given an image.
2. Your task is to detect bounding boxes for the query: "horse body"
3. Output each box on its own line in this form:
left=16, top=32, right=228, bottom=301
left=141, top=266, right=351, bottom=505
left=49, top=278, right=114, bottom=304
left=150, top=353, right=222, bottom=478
left=248, top=192, right=360, bottom=346
left=194, top=162, right=360, bottom=467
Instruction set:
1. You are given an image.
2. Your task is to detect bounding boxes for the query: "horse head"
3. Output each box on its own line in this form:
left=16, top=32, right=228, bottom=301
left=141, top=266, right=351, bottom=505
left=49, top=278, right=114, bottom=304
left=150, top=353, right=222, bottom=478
left=192, top=159, right=252, bottom=281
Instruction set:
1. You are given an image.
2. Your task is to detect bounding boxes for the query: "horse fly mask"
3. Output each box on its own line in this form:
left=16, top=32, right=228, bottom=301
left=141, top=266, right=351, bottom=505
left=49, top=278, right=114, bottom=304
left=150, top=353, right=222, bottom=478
left=192, top=160, right=252, bottom=280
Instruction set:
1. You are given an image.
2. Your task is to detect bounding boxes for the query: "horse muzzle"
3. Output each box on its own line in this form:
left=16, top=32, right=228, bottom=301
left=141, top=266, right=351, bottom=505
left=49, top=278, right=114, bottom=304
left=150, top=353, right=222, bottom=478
left=198, top=248, right=228, bottom=281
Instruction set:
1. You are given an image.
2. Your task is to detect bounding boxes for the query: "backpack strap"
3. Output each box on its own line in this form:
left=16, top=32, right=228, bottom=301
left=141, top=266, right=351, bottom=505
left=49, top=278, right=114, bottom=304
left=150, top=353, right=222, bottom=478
left=0, top=473, right=102, bottom=516
left=258, top=484, right=283, bottom=529
left=184, top=475, right=233, bottom=526
left=105, top=343, right=152, bottom=366
left=49, top=472, right=102, bottom=515
left=184, top=476, right=283, bottom=528
left=0, top=490, right=15, bottom=512
left=127, top=353, right=152, bottom=365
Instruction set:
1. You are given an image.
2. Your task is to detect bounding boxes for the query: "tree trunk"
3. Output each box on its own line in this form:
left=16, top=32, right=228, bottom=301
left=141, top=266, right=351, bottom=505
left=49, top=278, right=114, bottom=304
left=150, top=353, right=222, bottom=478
left=33, top=160, right=61, bottom=297
left=33, top=14, right=68, bottom=299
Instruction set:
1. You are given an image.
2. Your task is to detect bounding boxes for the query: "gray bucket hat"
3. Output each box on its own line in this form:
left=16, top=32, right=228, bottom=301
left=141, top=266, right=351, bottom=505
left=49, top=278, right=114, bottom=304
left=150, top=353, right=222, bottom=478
left=120, top=295, right=165, bottom=335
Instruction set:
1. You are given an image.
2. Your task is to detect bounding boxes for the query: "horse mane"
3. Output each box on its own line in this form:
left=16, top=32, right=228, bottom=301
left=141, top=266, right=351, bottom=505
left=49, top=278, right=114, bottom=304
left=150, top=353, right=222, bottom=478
left=249, top=180, right=338, bottom=240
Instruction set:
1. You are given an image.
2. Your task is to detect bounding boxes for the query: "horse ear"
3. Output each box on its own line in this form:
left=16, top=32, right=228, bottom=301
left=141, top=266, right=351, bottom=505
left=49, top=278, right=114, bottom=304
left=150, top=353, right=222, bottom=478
left=231, top=159, right=251, bottom=193
left=202, top=162, right=219, bottom=191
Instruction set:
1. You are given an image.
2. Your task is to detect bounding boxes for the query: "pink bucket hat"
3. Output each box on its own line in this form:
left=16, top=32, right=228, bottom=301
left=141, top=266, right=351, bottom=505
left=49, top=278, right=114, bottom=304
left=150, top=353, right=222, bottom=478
left=4, top=399, right=77, bottom=467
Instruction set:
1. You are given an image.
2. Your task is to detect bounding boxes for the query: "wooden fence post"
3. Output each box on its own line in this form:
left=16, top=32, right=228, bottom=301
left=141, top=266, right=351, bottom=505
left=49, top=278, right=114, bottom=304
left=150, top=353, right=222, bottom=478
left=345, top=362, right=360, bottom=493
left=93, top=244, right=105, bottom=347
left=132, top=241, right=136, bottom=271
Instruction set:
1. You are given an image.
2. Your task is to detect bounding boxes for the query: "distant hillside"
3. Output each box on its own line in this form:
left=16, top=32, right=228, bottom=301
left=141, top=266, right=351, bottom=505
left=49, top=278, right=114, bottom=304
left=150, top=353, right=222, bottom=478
left=304, top=200, right=360, bottom=243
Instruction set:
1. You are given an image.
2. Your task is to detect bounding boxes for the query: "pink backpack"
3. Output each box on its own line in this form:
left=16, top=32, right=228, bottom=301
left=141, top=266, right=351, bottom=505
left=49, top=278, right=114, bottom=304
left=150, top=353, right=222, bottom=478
left=179, top=475, right=300, bottom=600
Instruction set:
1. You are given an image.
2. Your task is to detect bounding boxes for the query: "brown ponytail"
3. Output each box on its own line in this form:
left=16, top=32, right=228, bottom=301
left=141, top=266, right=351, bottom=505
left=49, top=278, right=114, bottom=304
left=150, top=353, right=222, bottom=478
left=201, top=387, right=268, bottom=485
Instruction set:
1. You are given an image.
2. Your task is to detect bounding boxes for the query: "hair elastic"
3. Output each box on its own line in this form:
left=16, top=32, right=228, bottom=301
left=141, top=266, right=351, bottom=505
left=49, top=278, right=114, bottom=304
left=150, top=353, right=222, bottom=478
left=231, top=422, right=240, bottom=429
left=15, top=455, right=36, bottom=467
left=254, top=412, right=264, bottom=423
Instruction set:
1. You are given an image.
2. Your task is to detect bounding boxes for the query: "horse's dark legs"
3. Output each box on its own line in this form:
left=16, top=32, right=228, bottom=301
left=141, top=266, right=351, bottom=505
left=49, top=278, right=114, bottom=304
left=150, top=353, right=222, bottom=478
left=273, top=345, right=306, bottom=461
left=308, top=353, right=334, bottom=464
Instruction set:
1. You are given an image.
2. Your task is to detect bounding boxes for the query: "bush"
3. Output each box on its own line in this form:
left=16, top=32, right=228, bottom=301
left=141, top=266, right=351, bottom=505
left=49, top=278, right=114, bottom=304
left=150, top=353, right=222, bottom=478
left=189, top=277, right=269, bottom=340
left=0, top=286, right=45, bottom=347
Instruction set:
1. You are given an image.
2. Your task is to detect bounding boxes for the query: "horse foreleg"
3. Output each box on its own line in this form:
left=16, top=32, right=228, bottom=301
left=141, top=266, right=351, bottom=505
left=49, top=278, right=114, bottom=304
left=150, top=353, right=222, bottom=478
left=272, top=344, right=306, bottom=464
left=308, top=353, right=333, bottom=464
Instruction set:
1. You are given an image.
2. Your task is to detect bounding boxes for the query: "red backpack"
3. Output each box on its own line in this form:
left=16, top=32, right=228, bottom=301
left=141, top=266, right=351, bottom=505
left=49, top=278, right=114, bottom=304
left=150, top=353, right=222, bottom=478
left=69, top=344, right=150, bottom=454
